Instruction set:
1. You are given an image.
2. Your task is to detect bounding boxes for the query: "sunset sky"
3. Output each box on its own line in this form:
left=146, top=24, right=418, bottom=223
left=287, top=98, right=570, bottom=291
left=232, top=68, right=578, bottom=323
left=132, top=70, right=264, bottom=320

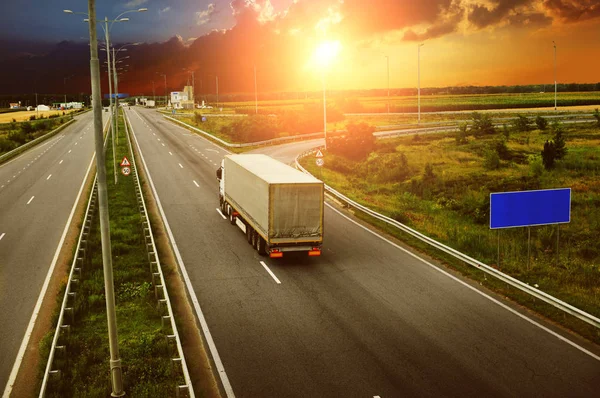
left=0, top=0, right=599, bottom=95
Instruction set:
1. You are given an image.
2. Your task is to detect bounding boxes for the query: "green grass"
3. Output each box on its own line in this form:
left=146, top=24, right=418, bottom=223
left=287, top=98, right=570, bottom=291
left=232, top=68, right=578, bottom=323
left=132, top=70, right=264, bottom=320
left=41, top=112, right=182, bottom=397
left=302, top=121, right=600, bottom=343
left=223, top=92, right=600, bottom=113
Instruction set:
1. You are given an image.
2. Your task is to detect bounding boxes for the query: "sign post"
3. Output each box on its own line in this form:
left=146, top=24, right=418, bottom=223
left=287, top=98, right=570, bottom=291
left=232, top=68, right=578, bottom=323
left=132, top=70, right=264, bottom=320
left=490, top=188, right=571, bottom=270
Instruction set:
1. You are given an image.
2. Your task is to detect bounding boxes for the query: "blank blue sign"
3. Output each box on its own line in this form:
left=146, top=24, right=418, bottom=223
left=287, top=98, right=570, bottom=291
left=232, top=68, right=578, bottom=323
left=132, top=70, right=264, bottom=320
left=490, top=188, right=571, bottom=229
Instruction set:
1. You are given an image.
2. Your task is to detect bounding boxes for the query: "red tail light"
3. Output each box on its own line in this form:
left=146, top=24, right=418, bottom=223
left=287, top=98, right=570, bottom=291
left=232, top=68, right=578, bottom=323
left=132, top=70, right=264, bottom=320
left=269, top=251, right=283, bottom=258
left=308, top=248, right=321, bottom=256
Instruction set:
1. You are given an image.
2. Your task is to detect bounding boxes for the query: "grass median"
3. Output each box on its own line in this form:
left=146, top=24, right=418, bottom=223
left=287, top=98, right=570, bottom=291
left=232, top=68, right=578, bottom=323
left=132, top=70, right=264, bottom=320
left=40, top=111, right=183, bottom=397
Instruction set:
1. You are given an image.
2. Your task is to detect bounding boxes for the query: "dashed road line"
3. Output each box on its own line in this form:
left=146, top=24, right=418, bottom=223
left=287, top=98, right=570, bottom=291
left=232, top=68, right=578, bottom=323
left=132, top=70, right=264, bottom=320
left=47, top=174, right=52, bottom=181
left=260, top=261, right=281, bottom=284
left=26, top=196, right=35, bottom=205
left=193, top=180, right=199, bottom=187
left=216, top=208, right=227, bottom=219
left=169, top=152, right=173, bottom=156
left=59, top=160, right=64, bottom=164
left=0, top=233, right=5, bottom=241
left=179, top=163, right=183, bottom=169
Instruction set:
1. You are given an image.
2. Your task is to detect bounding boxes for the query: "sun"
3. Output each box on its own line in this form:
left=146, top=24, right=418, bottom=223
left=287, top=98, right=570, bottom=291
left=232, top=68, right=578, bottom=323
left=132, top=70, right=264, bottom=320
left=312, top=40, right=341, bottom=68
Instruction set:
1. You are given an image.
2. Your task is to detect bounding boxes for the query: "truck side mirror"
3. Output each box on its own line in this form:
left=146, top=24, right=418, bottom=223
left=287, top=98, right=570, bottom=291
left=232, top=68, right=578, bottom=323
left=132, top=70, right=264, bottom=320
left=216, top=168, right=222, bottom=180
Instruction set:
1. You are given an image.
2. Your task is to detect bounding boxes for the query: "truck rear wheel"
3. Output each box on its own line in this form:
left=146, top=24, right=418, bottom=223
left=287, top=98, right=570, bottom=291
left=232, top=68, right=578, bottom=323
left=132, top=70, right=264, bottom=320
left=256, top=236, right=267, bottom=256
left=251, top=230, right=257, bottom=247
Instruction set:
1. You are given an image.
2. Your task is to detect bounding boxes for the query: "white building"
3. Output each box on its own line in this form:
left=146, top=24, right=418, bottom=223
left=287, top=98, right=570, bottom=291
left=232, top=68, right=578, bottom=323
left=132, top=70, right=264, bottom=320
left=35, top=105, right=50, bottom=111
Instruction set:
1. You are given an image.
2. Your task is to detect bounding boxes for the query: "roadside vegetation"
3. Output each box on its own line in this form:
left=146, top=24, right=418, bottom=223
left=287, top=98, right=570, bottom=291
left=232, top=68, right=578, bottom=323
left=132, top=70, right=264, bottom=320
left=40, top=112, right=182, bottom=397
left=0, top=112, right=78, bottom=155
left=301, top=114, right=600, bottom=342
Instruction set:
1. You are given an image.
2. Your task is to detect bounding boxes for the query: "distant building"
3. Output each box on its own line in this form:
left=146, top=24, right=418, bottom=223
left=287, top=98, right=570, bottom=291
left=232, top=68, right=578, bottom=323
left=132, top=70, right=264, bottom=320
left=170, top=85, right=195, bottom=110
left=9, top=102, right=19, bottom=109
left=36, top=105, right=50, bottom=111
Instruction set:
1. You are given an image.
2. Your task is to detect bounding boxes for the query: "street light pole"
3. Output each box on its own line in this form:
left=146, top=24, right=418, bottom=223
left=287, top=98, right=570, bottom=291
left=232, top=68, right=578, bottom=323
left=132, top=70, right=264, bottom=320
left=418, top=43, right=424, bottom=124
left=553, top=40, right=557, bottom=111
left=385, top=55, right=390, bottom=114
left=102, top=17, right=117, bottom=185
left=322, top=69, right=327, bottom=150
left=86, top=1, right=124, bottom=396
left=216, top=76, right=219, bottom=110
left=254, top=65, right=258, bottom=114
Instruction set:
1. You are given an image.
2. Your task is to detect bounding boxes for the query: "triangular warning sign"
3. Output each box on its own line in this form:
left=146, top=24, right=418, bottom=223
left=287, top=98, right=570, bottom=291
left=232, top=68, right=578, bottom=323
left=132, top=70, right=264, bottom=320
left=120, top=157, right=131, bottom=167
left=315, top=149, right=324, bottom=158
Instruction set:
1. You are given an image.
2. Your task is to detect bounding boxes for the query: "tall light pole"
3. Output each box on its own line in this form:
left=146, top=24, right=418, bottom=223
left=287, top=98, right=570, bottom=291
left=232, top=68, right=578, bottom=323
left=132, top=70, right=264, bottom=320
left=84, top=1, right=124, bottom=396
left=553, top=40, right=557, bottom=111
left=159, top=73, right=167, bottom=107
left=322, top=69, right=327, bottom=149
left=63, top=75, right=73, bottom=106
left=216, top=75, right=219, bottom=110
left=254, top=65, right=258, bottom=114
left=183, top=68, right=196, bottom=107
left=418, top=43, right=424, bottom=124
left=385, top=55, right=390, bottom=113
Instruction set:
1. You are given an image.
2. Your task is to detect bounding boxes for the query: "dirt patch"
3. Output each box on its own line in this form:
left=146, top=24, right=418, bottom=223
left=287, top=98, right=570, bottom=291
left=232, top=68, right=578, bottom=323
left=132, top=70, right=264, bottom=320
left=129, top=116, right=222, bottom=398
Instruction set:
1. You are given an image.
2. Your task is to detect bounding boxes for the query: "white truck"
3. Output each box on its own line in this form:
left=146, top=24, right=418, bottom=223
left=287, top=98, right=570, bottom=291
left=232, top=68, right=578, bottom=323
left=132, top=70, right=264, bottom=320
left=145, top=100, right=156, bottom=108
left=217, top=154, right=324, bottom=258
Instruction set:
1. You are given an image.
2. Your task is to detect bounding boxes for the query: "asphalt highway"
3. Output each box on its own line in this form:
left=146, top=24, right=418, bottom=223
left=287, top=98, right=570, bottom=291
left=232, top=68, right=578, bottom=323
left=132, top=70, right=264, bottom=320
left=0, top=111, right=107, bottom=393
left=126, top=107, right=599, bottom=398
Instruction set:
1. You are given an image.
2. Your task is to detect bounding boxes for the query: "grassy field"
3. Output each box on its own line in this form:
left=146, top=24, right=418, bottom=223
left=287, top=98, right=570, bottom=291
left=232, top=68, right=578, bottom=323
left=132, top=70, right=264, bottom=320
left=0, top=115, right=77, bottom=156
left=40, top=112, right=182, bottom=397
left=0, top=109, right=77, bottom=123
left=221, top=92, right=600, bottom=113
left=301, top=120, right=600, bottom=342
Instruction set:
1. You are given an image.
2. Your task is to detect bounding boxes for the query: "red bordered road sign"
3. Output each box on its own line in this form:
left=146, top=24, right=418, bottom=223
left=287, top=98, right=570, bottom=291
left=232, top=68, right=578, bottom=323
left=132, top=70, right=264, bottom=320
left=120, top=157, right=131, bottom=167
left=121, top=166, right=131, bottom=176
left=315, top=149, right=324, bottom=158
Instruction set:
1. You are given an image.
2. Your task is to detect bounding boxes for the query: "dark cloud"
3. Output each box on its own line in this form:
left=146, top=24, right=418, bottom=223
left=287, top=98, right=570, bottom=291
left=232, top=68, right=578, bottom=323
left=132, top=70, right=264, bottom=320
left=542, top=0, right=600, bottom=22
left=507, top=11, right=553, bottom=27
left=468, top=0, right=534, bottom=28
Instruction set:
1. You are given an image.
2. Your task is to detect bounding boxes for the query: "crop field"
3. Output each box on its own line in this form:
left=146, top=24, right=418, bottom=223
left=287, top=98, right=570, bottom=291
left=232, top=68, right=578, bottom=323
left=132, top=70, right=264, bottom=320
left=0, top=109, right=77, bottom=123
left=218, top=92, right=600, bottom=114
left=301, top=119, right=600, bottom=342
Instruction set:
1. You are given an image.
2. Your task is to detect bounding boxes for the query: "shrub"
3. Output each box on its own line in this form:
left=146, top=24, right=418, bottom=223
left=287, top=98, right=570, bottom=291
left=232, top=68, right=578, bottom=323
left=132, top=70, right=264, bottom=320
left=20, top=122, right=34, bottom=134
left=514, top=114, right=532, bottom=132
left=471, top=112, right=495, bottom=137
left=502, top=124, right=510, bottom=140
left=541, top=140, right=556, bottom=170
left=535, top=115, right=548, bottom=130
left=455, top=123, right=468, bottom=144
left=493, top=139, right=511, bottom=160
left=423, top=163, right=436, bottom=181
left=529, top=156, right=544, bottom=177
left=29, top=115, right=36, bottom=121
left=0, top=137, right=17, bottom=152
left=553, top=124, right=567, bottom=160
left=483, top=149, right=500, bottom=170
left=593, top=108, right=600, bottom=126
left=327, top=122, right=375, bottom=160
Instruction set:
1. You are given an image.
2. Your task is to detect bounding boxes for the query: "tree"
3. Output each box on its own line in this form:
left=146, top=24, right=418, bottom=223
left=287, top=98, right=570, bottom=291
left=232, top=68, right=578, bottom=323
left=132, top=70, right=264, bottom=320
left=535, top=115, right=548, bottom=130
left=327, top=122, right=375, bottom=160
left=553, top=125, right=567, bottom=160
left=455, top=123, right=468, bottom=144
left=423, top=163, right=436, bottom=181
left=471, top=112, right=495, bottom=137
left=483, top=149, right=500, bottom=170
left=541, top=140, right=556, bottom=170
left=514, top=115, right=532, bottom=132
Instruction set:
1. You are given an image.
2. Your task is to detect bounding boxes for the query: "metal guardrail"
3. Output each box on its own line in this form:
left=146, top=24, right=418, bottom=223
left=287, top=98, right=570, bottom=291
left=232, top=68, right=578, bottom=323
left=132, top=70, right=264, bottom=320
left=124, top=112, right=195, bottom=397
left=0, top=119, right=75, bottom=165
left=163, top=115, right=323, bottom=148
left=295, top=149, right=600, bottom=330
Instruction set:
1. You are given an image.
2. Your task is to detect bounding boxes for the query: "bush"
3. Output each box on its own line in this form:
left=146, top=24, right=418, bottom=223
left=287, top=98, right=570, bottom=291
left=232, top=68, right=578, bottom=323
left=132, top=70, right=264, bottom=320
left=593, top=108, right=600, bottom=126
left=20, top=122, right=34, bottom=135
left=541, top=140, right=556, bottom=170
left=327, top=122, right=375, bottom=160
left=502, top=124, right=510, bottom=140
left=535, top=115, right=548, bottom=130
left=514, top=114, right=532, bottom=132
left=471, top=112, right=495, bottom=137
left=553, top=124, right=567, bottom=160
left=423, top=163, right=436, bottom=181
left=455, top=123, right=468, bottom=144
left=529, top=156, right=544, bottom=177
left=493, top=139, right=511, bottom=160
left=483, top=149, right=500, bottom=170
left=29, top=115, right=36, bottom=121
left=0, top=137, right=17, bottom=153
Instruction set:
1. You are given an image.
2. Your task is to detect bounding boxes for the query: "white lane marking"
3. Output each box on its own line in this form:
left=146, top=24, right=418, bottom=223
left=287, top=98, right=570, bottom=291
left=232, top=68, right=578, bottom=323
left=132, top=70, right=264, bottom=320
left=74, top=142, right=78, bottom=146
left=179, top=163, right=183, bottom=169
left=27, top=196, right=35, bottom=205
left=0, top=233, right=5, bottom=241
left=59, top=160, right=64, bottom=164
left=162, top=143, right=165, bottom=147
left=169, top=152, right=173, bottom=156
left=326, top=203, right=600, bottom=362
left=127, top=113, right=235, bottom=398
left=260, top=261, right=281, bottom=285
left=193, top=180, right=199, bottom=187
left=79, top=136, right=82, bottom=139
left=205, top=149, right=219, bottom=153
left=1, top=185, right=4, bottom=188
left=46, top=174, right=52, bottom=181
left=157, top=138, right=161, bottom=141
left=216, top=208, right=227, bottom=220
left=68, top=150, right=72, bottom=153
left=153, top=133, right=156, bottom=136
left=2, top=146, right=99, bottom=398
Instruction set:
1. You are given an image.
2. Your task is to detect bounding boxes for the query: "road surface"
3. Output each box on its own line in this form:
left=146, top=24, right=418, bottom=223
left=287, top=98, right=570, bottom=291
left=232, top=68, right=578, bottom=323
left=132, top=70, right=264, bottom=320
left=126, top=107, right=599, bottom=397
left=0, top=111, right=107, bottom=393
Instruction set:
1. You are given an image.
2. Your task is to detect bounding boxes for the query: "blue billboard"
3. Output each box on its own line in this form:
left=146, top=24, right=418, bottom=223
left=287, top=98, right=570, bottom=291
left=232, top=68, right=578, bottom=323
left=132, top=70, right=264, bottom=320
left=490, top=188, right=571, bottom=229
left=103, top=93, right=129, bottom=99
